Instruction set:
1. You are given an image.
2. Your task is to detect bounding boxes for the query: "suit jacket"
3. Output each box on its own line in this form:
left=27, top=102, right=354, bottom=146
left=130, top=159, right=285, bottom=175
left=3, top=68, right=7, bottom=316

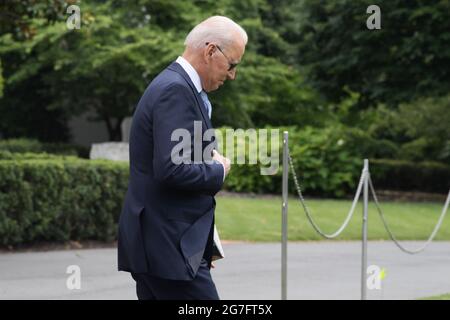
left=117, top=62, right=224, bottom=281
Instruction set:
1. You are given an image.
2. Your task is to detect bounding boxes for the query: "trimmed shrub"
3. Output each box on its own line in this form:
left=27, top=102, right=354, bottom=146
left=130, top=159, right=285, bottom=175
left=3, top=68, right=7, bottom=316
left=0, top=138, right=90, bottom=158
left=0, top=151, right=79, bottom=161
left=1, top=128, right=448, bottom=246
left=217, top=126, right=449, bottom=197
left=371, top=159, right=450, bottom=193
left=0, top=138, right=42, bottom=153
left=219, top=126, right=364, bottom=197
left=0, top=157, right=128, bottom=246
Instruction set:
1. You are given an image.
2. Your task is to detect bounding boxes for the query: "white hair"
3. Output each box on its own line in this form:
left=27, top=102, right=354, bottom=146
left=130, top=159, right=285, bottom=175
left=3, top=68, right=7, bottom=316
left=184, top=16, right=248, bottom=50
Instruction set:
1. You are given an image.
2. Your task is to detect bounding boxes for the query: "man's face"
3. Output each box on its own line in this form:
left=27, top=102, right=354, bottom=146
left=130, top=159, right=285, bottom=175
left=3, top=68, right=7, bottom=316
left=202, top=40, right=245, bottom=92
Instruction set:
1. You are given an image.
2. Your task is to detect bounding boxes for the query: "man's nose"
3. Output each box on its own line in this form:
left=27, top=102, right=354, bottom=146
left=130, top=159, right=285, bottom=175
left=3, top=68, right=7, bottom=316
left=227, top=68, right=237, bottom=80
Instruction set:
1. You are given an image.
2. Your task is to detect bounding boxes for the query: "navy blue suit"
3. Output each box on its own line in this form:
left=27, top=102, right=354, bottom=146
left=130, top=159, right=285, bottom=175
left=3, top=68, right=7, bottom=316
left=118, top=62, right=224, bottom=298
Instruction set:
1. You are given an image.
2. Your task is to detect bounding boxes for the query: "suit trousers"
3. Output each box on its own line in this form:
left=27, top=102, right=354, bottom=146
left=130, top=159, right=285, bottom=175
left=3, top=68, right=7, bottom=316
left=131, top=259, right=219, bottom=300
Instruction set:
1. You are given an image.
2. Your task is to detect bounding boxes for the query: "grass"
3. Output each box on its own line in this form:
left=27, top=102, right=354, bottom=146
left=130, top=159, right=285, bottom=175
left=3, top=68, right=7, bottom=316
left=419, top=293, right=450, bottom=300
left=214, top=195, right=450, bottom=242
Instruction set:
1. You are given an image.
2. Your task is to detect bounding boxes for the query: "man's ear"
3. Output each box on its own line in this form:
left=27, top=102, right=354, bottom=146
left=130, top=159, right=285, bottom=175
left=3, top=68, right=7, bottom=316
left=204, top=43, right=216, bottom=59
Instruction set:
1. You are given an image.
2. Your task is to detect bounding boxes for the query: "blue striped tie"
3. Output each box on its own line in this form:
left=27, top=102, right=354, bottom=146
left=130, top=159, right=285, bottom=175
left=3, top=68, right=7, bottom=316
left=200, top=90, right=212, bottom=119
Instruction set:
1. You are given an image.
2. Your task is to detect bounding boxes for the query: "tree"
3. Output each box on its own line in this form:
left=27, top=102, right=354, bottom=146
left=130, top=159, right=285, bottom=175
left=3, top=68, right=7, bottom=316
left=0, top=0, right=67, bottom=40
left=0, top=0, right=68, bottom=100
left=0, top=1, right=182, bottom=141
left=394, top=95, right=450, bottom=161
left=210, top=53, right=323, bottom=128
left=295, top=0, right=450, bottom=108
left=1, top=0, right=323, bottom=141
left=0, top=61, right=3, bottom=98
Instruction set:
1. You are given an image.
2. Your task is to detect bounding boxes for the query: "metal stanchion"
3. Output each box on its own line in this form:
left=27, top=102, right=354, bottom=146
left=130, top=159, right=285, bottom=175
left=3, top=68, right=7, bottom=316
left=361, top=159, right=369, bottom=300
left=282, top=131, right=288, bottom=300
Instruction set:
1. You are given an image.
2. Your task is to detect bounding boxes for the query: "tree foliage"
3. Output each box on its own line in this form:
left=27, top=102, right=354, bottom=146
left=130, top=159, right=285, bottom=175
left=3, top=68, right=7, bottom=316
left=296, top=0, right=450, bottom=108
left=0, top=0, right=447, bottom=166
left=0, top=0, right=323, bottom=140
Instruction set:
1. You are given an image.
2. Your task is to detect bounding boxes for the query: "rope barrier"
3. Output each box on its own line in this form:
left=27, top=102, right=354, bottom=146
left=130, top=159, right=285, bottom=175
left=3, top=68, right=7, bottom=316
left=288, top=145, right=450, bottom=251
left=369, top=175, right=450, bottom=254
left=284, top=133, right=449, bottom=300
left=288, top=147, right=364, bottom=239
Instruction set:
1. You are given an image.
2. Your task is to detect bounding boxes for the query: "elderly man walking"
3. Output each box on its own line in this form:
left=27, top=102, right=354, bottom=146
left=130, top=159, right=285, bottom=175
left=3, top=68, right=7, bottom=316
left=118, top=16, right=247, bottom=300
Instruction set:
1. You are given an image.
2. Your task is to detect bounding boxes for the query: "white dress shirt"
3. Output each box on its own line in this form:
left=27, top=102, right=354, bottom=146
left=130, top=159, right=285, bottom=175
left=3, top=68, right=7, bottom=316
left=176, top=56, right=203, bottom=93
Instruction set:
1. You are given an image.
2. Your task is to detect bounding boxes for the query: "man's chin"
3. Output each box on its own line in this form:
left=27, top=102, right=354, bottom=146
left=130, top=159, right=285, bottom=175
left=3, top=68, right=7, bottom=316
left=207, top=82, right=223, bottom=92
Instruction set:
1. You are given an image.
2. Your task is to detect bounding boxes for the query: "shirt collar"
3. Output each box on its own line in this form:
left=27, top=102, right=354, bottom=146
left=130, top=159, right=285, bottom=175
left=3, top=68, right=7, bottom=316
left=175, top=56, right=203, bottom=93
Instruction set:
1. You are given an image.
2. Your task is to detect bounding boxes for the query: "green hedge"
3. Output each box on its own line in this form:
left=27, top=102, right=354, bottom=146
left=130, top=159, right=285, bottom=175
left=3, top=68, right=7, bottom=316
left=371, top=159, right=450, bottom=193
left=218, top=126, right=449, bottom=196
left=0, top=129, right=448, bottom=246
left=0, top=157, right=128, bottom=246
left=0, top=138, right=90, bottom=158
left=0, top=150, right=80, bottom=161
left=220, top=126, right=365, bottom=197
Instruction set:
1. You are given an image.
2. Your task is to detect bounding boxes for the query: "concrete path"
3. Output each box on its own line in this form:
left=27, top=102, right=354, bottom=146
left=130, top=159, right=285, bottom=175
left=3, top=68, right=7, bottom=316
left=1, top=241, right=449, bottom=300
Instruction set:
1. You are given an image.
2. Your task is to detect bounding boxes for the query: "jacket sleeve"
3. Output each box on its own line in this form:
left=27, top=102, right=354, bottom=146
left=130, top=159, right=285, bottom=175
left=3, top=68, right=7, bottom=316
left=152, top=83, right=224, bottom=195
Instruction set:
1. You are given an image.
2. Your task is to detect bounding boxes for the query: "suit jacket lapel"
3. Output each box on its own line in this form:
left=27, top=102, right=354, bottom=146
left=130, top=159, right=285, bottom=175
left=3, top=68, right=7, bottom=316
left=167, top=62, right=213, bottom=130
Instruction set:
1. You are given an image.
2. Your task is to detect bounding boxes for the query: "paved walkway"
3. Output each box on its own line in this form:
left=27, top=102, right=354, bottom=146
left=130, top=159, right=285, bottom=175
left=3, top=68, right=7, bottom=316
left=1, top=241, right=449, bottom=300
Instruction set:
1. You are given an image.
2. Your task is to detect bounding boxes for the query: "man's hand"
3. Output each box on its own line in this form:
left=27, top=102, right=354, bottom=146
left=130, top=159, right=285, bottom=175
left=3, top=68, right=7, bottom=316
left=212, top=150, right=231, bottom=176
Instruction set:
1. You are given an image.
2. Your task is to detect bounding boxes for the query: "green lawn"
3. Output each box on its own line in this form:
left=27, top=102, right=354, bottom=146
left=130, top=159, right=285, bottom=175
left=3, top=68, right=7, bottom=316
left=215, top=195, right=450, bottom=242
left=419, top=293, right=450, bottom=300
